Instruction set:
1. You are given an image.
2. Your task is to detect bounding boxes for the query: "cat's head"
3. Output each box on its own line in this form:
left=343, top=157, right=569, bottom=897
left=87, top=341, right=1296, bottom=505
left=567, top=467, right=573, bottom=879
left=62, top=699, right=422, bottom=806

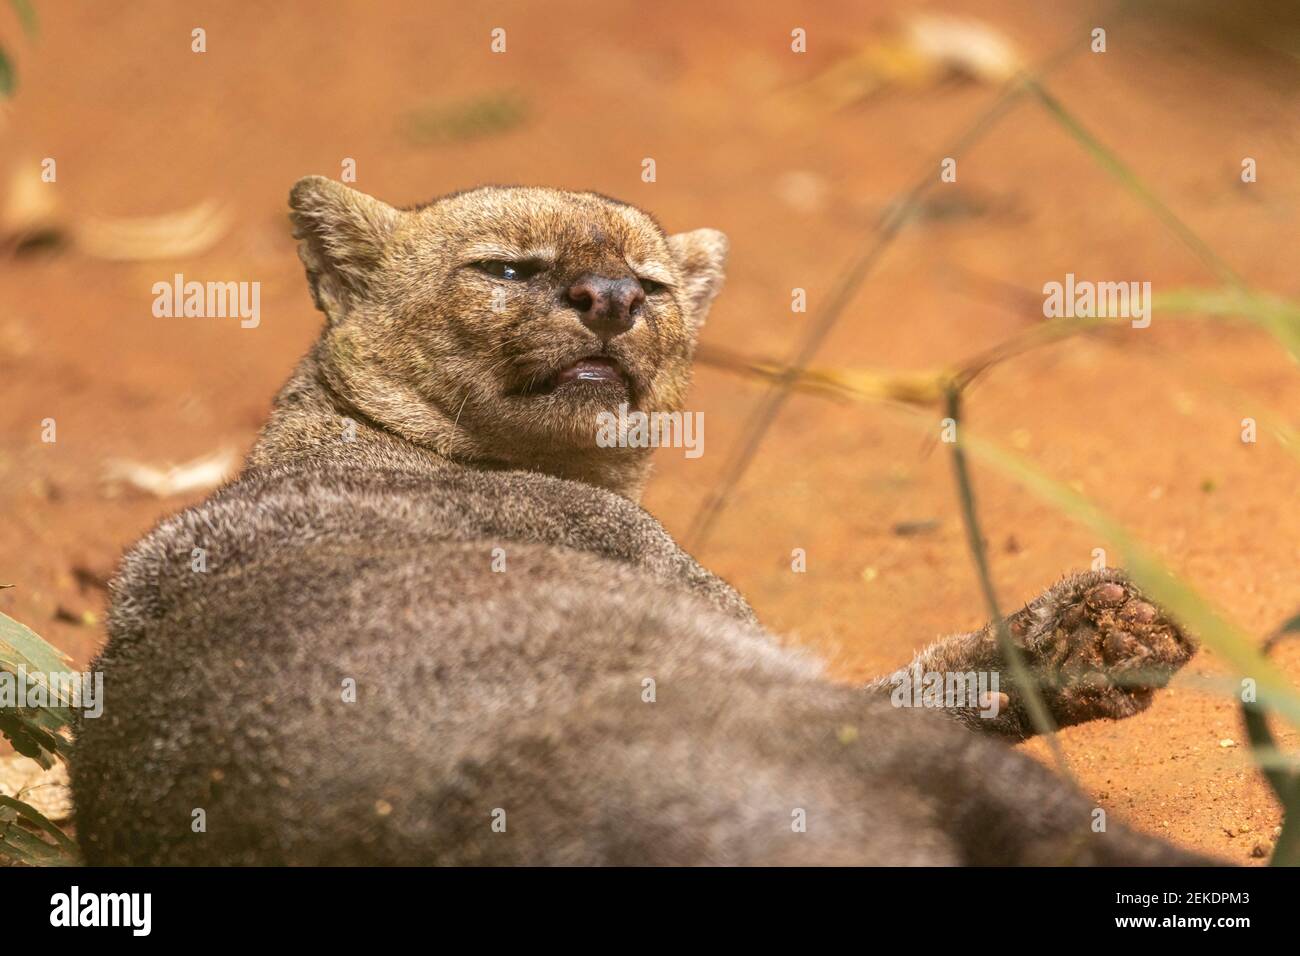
left=290, top=177, right=726, bottom=493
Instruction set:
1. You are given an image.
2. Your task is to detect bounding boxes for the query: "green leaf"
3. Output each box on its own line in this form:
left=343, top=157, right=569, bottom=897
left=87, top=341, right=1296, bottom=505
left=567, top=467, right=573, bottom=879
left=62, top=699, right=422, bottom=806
left=0, top=46, right=14, bottom=98
left=0, top=807, right=59, bottom=866
left=400, top=91, right=528, bottom=146
left=0, top=822, right=66, bottom=866
left=0, top=795, right=78, bottom=858
left=0, top=609, right=74, bottom=693
left=0, top=714, right=69, bottom=768
left=0, top=610, right=77, bottom=765
left=9, top=0, right=37, bottom=38
left=0, top=797, right=80, bottom=867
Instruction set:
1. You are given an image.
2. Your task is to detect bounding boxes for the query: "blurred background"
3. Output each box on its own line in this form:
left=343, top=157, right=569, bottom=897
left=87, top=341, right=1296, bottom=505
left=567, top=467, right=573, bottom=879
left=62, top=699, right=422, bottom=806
left=2, top=0, right=1299, bottom=860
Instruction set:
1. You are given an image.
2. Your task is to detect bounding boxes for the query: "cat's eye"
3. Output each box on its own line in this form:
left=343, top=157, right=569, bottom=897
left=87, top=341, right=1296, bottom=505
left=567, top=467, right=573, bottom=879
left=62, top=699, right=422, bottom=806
left=473, top=260, right=542, bottom=281
left=639, top=277, right=667, bottom=295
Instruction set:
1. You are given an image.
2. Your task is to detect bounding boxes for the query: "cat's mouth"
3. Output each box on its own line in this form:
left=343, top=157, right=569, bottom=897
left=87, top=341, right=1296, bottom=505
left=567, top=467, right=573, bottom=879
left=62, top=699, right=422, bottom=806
left=552, top=356, right=626, bottom=387
left=526, top=355, right=631, bottom=396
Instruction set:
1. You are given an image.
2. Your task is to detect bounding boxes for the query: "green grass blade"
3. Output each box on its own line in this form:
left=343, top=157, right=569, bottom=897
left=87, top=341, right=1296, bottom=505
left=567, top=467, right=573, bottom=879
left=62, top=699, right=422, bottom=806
left=1154, top=287, right=1300, bottom=365
left=944, top=389, right=1072, bottom=777
left=1028, top=79, right=1244, bottom=290
left=954, top=428, right=1300, bottom=729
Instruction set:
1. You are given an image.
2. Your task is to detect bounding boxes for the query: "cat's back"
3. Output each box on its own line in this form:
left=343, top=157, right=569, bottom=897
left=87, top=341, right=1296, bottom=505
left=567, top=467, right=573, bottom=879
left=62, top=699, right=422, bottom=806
left=72, top=455, right=819, bottom=864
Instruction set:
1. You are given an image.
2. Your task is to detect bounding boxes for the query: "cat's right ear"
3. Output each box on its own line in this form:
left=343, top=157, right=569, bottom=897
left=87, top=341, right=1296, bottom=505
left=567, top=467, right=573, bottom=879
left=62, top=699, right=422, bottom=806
left=289, top=176, right=400, bottom=321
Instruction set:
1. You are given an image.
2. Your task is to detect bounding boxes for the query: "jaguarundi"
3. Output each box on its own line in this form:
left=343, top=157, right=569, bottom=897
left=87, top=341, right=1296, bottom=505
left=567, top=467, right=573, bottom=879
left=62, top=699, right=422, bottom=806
left=72, top=178, right=1210, bottom=865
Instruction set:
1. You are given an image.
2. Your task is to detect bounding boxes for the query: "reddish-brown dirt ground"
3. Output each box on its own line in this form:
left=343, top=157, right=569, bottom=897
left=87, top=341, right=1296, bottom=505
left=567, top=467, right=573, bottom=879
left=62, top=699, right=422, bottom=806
left=2, top=0, right=1298, bottom=863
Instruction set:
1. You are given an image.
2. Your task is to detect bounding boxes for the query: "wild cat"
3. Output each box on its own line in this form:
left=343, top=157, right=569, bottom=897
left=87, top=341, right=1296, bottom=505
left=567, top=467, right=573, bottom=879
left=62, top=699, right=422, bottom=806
left=72, top=178, right=1209, bottom=865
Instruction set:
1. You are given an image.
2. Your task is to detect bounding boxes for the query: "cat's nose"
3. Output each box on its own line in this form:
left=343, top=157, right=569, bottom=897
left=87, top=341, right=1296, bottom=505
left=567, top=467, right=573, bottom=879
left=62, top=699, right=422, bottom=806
left=566, top=275, right=644, bottom=338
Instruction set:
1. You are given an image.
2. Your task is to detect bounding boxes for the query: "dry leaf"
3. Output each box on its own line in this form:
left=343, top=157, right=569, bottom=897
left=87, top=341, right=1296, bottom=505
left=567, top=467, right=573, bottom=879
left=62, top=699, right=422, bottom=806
left=904, top=13, right=1023, bottom=84
left=0, top=755, right=72, bottom=823
left=104, top=449, right=236, bottom=497
left=3, top=161, right=232, bottom=260
left=795, top=13, right=1023, bottom=112
left=77, top=199, right=233, bottom=261
left=0, top=163, right=66, bottom=253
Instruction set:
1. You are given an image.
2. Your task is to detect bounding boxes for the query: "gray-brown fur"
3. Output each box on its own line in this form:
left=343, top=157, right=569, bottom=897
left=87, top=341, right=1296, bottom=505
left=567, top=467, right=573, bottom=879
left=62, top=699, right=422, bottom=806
left=72, top=180, right=1214, bottom=865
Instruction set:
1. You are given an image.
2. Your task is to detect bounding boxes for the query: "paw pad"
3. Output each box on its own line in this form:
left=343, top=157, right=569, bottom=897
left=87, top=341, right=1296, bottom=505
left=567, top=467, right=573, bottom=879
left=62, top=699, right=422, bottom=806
left=1118, top=600, right=1158, bottom=625
left=1085, top=582, right=1127, bottom=607
left=1017, top=570, right=1196, bottom=726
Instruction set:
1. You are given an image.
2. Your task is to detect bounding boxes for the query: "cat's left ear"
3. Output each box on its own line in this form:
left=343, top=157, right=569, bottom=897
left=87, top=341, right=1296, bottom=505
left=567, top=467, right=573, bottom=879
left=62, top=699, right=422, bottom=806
left=668, top=228, right=728, bottom=329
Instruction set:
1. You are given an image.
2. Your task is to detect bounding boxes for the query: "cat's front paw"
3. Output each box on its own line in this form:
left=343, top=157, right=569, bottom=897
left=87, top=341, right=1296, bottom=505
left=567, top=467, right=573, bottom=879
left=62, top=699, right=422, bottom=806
left=1012, top=569, right=1195, bottom=726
